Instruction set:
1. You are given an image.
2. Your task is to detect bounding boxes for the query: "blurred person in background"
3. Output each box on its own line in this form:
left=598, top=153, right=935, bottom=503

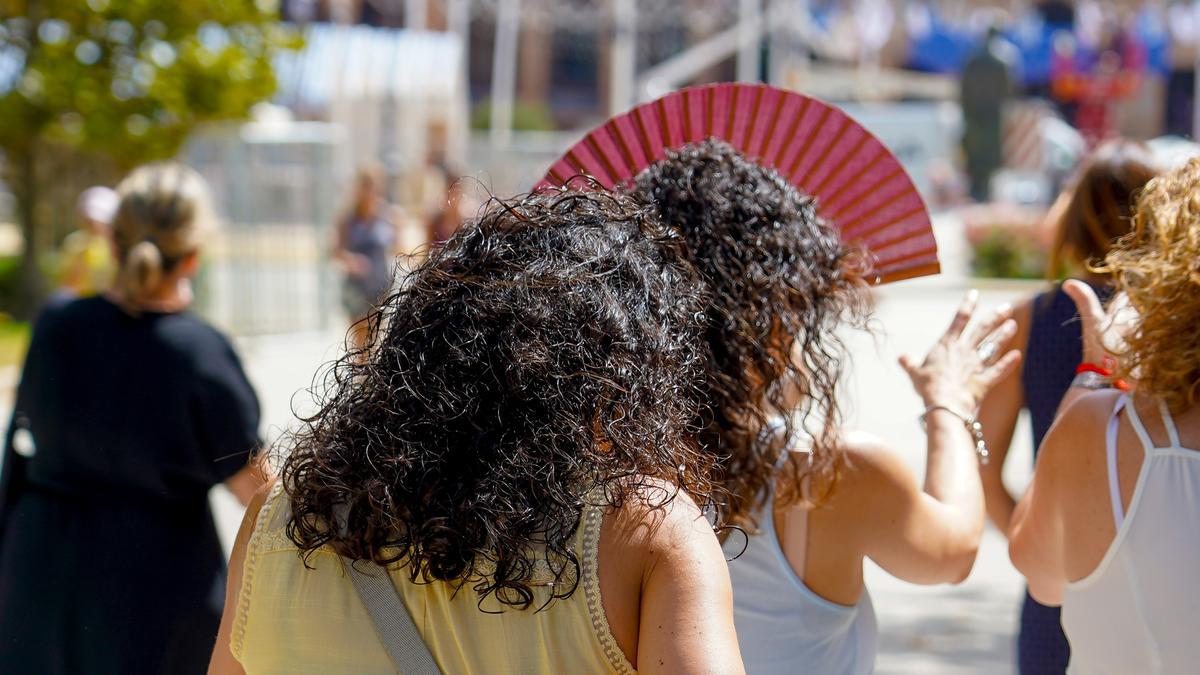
left=630, top=140, right=1019, bottom=674
left=1010, top=158, right=1200, bottom=674
left=57, top=185, right=119, bottom=298
left=209, top=188, right=743, bottom=674
left=425, top=161, right=472, bottom=247
left=333, top=163, right=401, bottom=351
left=977, top=139, right=1159, bottom=675
left=961, top=24, right=1016, bottom=203
left=0, top=164, right=266, bottom=675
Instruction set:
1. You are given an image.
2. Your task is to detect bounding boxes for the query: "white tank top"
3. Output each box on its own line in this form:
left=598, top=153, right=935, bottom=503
left=1061, top=394, right=1200, bottom=674
left=723, top=486, right=877, bottom=674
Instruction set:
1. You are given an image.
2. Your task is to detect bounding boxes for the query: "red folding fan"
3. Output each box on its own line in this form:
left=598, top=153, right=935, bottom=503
left=539, top=83, right=939, bottom=284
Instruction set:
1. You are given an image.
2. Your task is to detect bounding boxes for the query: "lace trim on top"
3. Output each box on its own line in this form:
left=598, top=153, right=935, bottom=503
left=473, top=553, right=577, bottom=588
left=582, top=503, right=637, bottom=674
left=230, top=482, right=285, bottom=660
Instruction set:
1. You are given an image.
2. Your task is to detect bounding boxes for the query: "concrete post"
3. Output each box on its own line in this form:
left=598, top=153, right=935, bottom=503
left=738, top=0, right=762, bottom=82
left=405, top=0, right=427, bottom=30
left=490, top=0, right=520, bottom=149
left=611, top=0, right=638, bottom=114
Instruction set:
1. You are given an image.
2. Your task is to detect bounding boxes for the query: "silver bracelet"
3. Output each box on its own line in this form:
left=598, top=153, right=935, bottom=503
left=920, top=405, right=990, bottom=466
left=1070, top=370, right=1112, bottom=390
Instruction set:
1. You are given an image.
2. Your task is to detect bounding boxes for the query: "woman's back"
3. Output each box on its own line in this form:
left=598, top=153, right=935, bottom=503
left=725, top=493, right=876, bottom=675
left=1061, top=395, right=1200, bottom=674
left=15, top=296, right=260, bottom=501
left=234, top=486, right=633, bottom=674
left=0, top=163, right=264, bottom=675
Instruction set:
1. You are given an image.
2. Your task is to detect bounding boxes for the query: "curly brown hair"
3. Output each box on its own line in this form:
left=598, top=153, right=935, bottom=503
left=628, top=140, right=871, bottom=529
left=1098, top=158, right=1200, bottom=413
left=279, top=187, right=713, bottom=609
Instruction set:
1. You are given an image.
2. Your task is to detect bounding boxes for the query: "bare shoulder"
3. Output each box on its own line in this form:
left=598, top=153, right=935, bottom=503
left=1032, top=390, right=1123, bottom=508
left=1014, top=294, right=1036, bottom=326
left=606, top=481, right=742, bottom=674
left=1039, top=390, right=1123, bottom=474
left=1011, top=294, right=1035, bottom=347
left=1054, top=388, right=1122, bottom=429
left=831, top=429, right=916, bottom=497
left=605, top=479, right=712, bottom=556
left=797, top=430, right=922, bottom=540
left=234, top=479, right=278, bottom=550
left=245, top=479, right=277, bottom=523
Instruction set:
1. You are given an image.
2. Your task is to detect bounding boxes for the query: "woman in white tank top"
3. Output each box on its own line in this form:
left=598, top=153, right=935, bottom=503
left=1010, top=159, right=1200, bottom=673
left=630, top=141, right=1022, bottom=674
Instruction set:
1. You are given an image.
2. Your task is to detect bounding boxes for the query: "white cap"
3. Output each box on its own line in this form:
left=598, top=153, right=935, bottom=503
left=76, top=186, right=119, bottom=225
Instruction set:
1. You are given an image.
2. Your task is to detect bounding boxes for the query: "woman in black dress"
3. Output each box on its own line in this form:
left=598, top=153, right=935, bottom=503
left=0, top=163, right=265, bottom=674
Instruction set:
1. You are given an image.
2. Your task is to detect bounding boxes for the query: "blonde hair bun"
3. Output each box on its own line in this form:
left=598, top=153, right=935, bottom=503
left=112, top=163, right=214, bottom=304
left=122, top=240, right=164, bottom=300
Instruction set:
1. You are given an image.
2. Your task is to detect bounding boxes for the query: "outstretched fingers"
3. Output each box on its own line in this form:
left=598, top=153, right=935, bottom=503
left=942, top=290, right=979, bottom=343
left=981, top=348, right=1023, bottom=388
left=968, top=303, right=1015, bottom=350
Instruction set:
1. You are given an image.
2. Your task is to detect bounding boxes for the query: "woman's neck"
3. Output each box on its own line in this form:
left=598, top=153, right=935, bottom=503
left=109, top=277, right=193, bottom=313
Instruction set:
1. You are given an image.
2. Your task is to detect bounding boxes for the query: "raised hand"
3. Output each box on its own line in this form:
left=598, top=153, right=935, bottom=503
left=1062, top=279, right=1136, bottom=367
left=899, top=290, right=1022, bottom=414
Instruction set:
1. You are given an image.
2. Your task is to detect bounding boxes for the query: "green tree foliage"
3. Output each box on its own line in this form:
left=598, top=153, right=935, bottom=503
left=0, top=0, right=296, bottom=313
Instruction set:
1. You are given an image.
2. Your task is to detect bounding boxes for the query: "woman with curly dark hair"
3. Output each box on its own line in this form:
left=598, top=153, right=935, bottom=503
left=628, top=139, right=1020, bottom=674
left=208, top=188, right=744, bottom=674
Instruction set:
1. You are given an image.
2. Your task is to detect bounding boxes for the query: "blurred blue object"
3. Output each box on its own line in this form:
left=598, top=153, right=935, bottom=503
left=905, top=4, right=982, bottom=74
left=1134, top=7, right=1170, bottom=76
left=0, top=42, right=23, bottom=95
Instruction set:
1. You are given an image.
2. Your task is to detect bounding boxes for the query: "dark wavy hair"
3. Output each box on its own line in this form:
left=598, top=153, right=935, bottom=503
left=279, top=187, right=713, bottom=609
left=628, top=139, right=870, bottom=529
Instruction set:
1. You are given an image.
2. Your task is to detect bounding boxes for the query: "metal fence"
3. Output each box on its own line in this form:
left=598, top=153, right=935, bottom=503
left=185, top=121, right=340, bottom=335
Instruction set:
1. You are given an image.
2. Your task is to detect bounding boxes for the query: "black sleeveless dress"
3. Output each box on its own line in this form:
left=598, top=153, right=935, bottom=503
left=0, top=296, right=261, bottom=674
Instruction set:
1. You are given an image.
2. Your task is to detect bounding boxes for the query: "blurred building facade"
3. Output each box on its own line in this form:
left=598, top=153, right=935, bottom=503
left=264, top=1, right=1200, bottom=199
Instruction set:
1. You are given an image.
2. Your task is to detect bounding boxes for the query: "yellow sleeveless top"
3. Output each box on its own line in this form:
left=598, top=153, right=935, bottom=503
left=231, top=485, right=636, bottom=674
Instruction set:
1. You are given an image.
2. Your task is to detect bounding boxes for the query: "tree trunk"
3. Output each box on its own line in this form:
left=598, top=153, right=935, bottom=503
left=14, top=148, right=45, bottom=319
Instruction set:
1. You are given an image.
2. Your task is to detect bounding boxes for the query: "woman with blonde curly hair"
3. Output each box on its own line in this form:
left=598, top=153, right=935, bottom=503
left=1010, top=158, right=1200, bottom=674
